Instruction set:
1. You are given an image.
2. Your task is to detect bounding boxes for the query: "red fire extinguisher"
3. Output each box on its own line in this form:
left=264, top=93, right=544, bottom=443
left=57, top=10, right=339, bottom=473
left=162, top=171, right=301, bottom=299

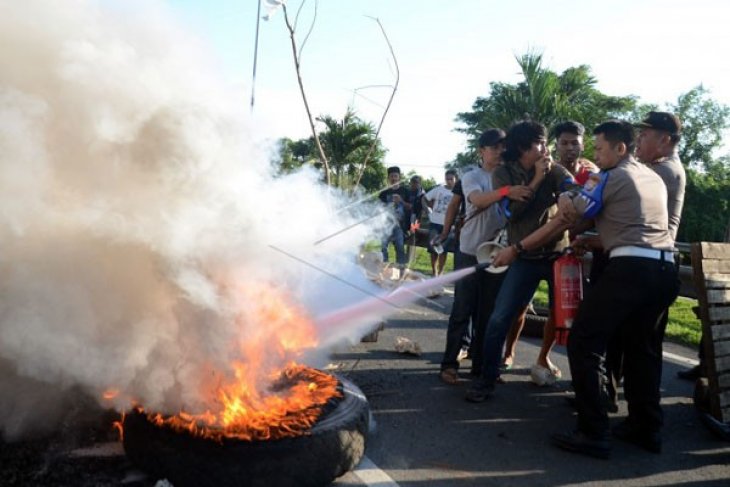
left=552, top=248, right=583, bottom=345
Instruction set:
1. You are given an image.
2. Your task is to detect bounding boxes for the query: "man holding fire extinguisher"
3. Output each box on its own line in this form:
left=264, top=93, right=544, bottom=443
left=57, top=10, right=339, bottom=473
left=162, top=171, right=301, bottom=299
left=604, top=111, right=687, bottom=411
left=493, top=120, right=680, bottom=458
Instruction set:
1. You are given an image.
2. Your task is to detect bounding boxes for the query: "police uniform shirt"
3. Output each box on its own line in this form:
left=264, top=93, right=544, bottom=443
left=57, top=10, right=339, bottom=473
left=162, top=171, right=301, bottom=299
left=648, top=152, right=686, bottom=242
left=567, top=156, right=674, bottom=252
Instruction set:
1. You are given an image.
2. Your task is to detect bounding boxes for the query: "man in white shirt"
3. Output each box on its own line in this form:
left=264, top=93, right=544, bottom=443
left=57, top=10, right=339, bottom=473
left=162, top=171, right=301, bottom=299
left=424, top=169, right=458, bottom=275
left=439, top=129, right=532, bottom=384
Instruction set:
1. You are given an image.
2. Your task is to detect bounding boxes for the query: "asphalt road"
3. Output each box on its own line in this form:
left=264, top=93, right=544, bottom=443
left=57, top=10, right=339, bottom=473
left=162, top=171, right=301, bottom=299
left=333, top=287, right=730, bottom=487
left=2, top=287, right=728, bottom=486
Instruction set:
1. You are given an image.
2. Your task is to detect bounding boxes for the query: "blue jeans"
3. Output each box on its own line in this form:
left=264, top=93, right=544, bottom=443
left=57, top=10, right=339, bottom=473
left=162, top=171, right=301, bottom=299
left=428, top=224, right=455, bottom=253
left=479, top=256, right=556, bottom=385
left=382, top=226, right=406, bottom=264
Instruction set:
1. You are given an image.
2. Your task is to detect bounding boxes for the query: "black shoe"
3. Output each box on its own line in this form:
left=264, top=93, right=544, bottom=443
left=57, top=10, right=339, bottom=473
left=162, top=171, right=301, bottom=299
left=465, top=381, right=494, bottom=403
left=612, top=420, right=662, bottom=453
left=551, top=429, right=611, bottom=459
left=677, top=365, right=703, bottom=381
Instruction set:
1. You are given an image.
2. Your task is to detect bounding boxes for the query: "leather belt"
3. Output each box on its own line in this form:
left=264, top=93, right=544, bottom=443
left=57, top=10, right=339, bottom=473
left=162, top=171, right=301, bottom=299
left=610, top=245, right=675, bottom=262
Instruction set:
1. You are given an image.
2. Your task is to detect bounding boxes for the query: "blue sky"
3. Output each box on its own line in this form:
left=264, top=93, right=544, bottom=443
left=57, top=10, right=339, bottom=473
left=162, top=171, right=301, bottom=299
left=169, top=0, right=730, bottom=180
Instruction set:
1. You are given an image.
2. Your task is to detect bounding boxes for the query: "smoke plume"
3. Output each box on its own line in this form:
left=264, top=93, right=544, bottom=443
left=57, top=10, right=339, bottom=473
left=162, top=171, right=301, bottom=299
left=0, top=0, right=387, bottom=439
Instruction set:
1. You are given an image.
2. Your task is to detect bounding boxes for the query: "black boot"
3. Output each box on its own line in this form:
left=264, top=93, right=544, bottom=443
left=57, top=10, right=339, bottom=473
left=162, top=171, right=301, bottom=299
left=612, top=420, right=661, bottom=453
left=551, top=429, right=611, bottom=459
left=677, top=364, right=704, bottom=381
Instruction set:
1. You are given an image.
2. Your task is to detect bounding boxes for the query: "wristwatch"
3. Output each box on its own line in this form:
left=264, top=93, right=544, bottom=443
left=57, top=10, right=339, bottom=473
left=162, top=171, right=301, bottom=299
left=514, top=241, right=525, bottom=255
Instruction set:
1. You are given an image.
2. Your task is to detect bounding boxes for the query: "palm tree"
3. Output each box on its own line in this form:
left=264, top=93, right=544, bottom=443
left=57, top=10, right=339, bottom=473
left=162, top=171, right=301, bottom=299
left=317, top=108, right=385, bottom=188
left=454, top=51, right=636, bottom=166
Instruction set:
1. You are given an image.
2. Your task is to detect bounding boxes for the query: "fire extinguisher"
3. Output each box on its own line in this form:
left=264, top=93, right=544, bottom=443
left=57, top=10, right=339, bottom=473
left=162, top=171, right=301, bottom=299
left=552, top=248, right=583, bottom=345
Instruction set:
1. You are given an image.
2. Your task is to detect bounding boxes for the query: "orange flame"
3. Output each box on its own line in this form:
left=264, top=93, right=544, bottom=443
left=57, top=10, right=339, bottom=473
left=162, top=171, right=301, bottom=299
left=110, top=283, right=341, bottom=442
left=113, top=412, right=125, bottom=442
left=143, top=364, right=340, bottom=442
left=102, top=389, right=119, bottom=400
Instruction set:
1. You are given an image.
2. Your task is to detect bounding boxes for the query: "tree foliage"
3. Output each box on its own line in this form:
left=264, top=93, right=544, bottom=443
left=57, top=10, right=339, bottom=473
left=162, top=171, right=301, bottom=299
left=276, top=137, right=316, bottom=175
left=665, top=85, right=730, bottom=243
left=679, top=169, right=730, bottom=243
left=276, top=107, right=387, bottom=192
left=452, top=52, right=637, bottom=168
left=669, top=85, right=730, bottom=174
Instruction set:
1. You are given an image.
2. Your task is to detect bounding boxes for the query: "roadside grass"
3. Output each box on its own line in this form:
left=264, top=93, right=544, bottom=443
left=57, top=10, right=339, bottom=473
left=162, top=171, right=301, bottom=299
left=367, top=243, right=701, bottom=348
left=666, top=297, right=702, bottom=347
left=364, top=242, right=455, bottom=275
left=530, top=285, right=700, bottom=347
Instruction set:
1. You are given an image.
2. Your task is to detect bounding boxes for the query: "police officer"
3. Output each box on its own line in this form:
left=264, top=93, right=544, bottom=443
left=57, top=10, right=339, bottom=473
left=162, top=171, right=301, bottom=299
left=635, top=112, right=697, bottom=381
left=635, top=111, right=686, bottom=242
left=605, top=111, right=688, bottom=405
left=493, top=120, right=680, bottom=458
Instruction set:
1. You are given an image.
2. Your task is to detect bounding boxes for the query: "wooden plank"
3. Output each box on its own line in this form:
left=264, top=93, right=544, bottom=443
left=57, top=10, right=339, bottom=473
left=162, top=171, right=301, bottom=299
left=713, top=340, right=730, bottom=358
left=701, top=242, right=730, bottom=259
left=722, top=407, right=730, bottom=424
left=719, top=390, right=730, bottom=408
left=711, top=324, right=730, bottom=340
left=706, top=275, right=730, bottom=289
left=707, top=289, right=730, bottom=303
left=709, top=306, right=730, bottom=322
left=702, top=259, right=730, bottom=273
left=714, top=355, right=730, bottom=374
left=692, top=244, right=710, bottom=309
left=693, top=242, right=730, bottom=424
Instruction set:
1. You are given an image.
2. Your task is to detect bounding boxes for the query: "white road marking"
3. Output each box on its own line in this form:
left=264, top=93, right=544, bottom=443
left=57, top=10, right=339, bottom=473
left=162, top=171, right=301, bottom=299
left=353, top=455, right=400, bottom=487
left=662, top=350, right=699, bottom=367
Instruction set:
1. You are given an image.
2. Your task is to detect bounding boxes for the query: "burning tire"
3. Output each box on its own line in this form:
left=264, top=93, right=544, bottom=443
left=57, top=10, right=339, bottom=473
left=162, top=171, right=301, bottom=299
left=122, top=375, right=369, bottom=487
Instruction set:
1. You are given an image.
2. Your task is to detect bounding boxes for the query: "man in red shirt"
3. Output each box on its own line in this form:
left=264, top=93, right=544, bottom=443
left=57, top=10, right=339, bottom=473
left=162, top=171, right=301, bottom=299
left=553, top=121, right=598, bottom=184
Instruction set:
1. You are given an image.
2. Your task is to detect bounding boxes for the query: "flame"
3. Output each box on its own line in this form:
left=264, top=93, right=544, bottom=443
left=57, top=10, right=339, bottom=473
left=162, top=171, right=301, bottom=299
left=141, top=364, right=340, bottom=442
left=102, top=389, right=120, bottom=400
left=111, top=283, right=342, bottom=442
left=113, top=412, right=125, bottom=442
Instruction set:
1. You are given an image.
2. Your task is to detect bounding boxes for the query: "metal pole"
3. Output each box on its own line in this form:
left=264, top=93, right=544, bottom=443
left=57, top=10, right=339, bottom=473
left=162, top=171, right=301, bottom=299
left=250, top=0, right=262, bottom=112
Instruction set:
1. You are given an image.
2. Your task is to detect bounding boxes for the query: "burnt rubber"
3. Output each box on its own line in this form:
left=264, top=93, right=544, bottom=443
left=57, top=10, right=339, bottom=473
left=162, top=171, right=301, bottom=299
left=123, top=375, right=369, bottom=487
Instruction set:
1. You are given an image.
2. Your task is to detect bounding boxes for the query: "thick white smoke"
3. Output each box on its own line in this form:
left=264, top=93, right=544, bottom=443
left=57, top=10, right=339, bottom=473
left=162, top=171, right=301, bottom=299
left=0, top=0, right=388, bottom=439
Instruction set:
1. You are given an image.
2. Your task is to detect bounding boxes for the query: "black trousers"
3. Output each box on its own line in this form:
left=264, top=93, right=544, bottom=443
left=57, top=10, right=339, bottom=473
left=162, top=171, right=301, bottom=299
left=441, top=253, right=505, bottom=374
left=567, top=256, right=679, bottom=437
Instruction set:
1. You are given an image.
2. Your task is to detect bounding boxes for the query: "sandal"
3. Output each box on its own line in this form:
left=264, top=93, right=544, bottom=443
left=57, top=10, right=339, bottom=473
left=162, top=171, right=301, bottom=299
left=440, top=368, right=459, bottom=385
left=548, top=364, right=562, bottom=379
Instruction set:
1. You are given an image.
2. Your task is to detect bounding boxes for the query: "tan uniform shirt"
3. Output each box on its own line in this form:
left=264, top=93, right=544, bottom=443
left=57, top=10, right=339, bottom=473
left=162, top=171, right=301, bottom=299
left=649, top=152, right=686, bottom=242
left=568, top=157, right=674, bottom=252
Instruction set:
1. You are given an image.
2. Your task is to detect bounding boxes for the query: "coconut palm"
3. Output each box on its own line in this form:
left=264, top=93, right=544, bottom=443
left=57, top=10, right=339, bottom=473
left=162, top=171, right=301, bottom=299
left=453, top=52, right=636, bottom=167
left=316, top=107, right=385, bottom=188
